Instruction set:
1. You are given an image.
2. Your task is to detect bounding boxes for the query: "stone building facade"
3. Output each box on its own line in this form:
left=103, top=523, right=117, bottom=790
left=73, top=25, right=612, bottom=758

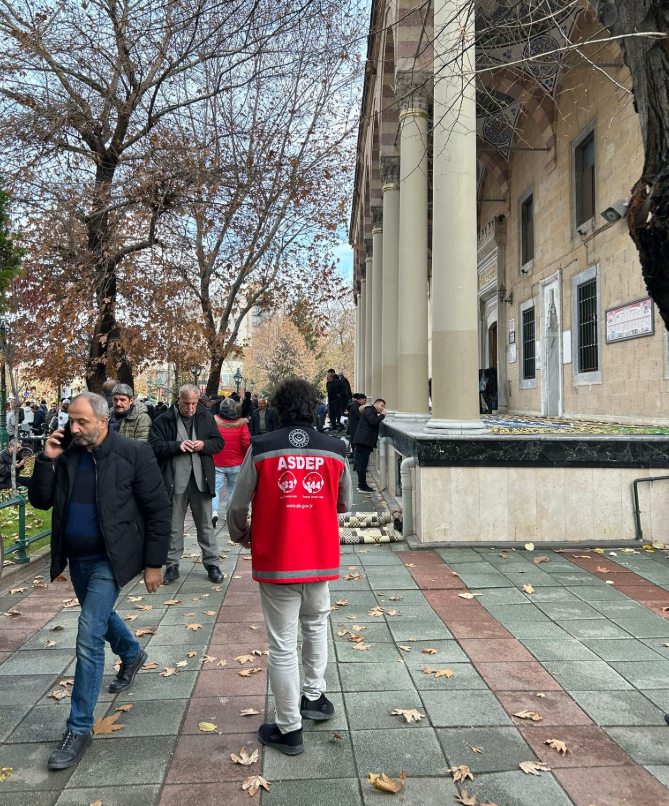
left=351, top=0, right=668, bottom=426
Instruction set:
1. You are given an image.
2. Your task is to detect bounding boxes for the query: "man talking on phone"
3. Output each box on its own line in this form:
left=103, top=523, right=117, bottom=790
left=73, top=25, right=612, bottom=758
left=28, top=392, right=171, bottom=771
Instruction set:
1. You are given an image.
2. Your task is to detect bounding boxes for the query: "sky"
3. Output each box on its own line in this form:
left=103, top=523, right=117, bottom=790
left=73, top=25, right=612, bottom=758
left=334, top=240, right=354, bottom=282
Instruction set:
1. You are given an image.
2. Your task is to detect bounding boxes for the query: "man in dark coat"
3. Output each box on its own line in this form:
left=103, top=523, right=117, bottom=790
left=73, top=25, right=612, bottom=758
left=149, top=384, right=224, bottom=585
left=0, top=440, right=28, bottom=489
left=28, top=392, right=171, bottom=771
left=338, top=372, right=352, bottom=414
left=325, top=370, right=343, bottom=430
left=346, top=394, right=366, bottom=464
left=249, top=397, right=278, bottom=436
left=352, top=398, right=386, bottom=492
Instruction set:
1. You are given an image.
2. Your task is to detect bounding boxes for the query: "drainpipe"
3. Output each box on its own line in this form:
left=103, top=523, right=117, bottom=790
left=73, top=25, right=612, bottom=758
left=378, top=437, right=389, bottom=490
left=400, top=456, right=418, bottom=539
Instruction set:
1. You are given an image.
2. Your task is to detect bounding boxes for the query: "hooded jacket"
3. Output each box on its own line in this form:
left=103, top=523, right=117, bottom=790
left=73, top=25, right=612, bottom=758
left=214, top=413, right=251, bottom=467
left=352, top=405, right=385, bottom=450
left=111, top=399, right=152, bottom=443
left=27, top=429, right=171, bottom=587
left=227, top=422, right=352, bottom=584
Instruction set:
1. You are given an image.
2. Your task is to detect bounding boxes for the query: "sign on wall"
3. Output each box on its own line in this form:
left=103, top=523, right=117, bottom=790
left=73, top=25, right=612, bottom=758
left=605, top=297, right=654, bottom=344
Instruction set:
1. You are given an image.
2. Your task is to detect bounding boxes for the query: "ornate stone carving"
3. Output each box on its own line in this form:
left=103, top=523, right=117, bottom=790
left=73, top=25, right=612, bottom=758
left=371, top=205, right=383, bottom=232
left=395, top=70, right=432, bottom=113
left=380, top=155, right=400, bottom=188
left=364, top=238, right=373, bottom=259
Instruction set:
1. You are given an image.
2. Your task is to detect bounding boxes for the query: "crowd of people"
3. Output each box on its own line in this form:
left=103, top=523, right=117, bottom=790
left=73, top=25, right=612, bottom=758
left=22, top=370, right=368, bottom=770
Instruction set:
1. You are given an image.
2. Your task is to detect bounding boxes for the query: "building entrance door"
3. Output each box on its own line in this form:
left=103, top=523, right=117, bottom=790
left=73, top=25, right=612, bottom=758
left=488, top=322, right=498, bottom=369
left=541, top=274, right=562, bottom=417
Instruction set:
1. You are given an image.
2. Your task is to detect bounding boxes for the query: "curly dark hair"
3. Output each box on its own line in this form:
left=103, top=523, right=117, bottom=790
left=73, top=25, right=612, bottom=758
left=272, top=378, right=319, bottom=424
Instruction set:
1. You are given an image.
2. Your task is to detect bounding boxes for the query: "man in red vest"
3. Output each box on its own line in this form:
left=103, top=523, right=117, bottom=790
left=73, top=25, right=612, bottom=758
left=228, top=378, right=352, bottom=755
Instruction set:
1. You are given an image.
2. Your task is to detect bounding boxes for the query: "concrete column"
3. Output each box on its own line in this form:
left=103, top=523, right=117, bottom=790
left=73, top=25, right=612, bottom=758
left=426, top=4, right=485, bottom=433
left=380, top=156, right=400, bottom=412
left=371, top=206, right=383, bottom=403
left=354, top=300, right=360, bottom=390
left=359, top=278, right=366, bottom=396
left=396, top=71, right=431, bottom=417
left=364, top=242, right=374, bottom=397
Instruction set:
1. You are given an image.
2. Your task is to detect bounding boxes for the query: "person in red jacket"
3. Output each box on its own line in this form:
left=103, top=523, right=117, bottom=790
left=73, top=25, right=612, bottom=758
left=228, top=378, right=352, bottom=756
left=211, top=397, right=251, bottom=528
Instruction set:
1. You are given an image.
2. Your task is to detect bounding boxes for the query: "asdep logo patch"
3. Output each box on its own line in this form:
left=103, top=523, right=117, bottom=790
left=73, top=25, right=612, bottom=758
left=278, top=471, right=297, bottom=494
left=303, top=472, right=324, bottom=494
left=288, top=428, right=309, bottom=448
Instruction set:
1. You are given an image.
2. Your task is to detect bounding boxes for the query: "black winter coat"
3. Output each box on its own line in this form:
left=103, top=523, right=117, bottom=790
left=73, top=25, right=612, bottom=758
left=352, top=405, right=386, bottom=449
left=339, top=376, right=352, bottom=407
left=347, top=400, right=362, bottom=440
left=148, top=404, right=223, bottom=498
left=28, top=430, right=171, bottom=587
left=326, top=377, right=342, bottom=402
left=249, top=407, right=278, bottom=436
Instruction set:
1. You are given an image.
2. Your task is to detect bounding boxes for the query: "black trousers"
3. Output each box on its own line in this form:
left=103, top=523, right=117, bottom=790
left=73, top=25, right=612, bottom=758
left=354, top=445, right=372, bottom=488
left=328, top=399, right=341, bottom=428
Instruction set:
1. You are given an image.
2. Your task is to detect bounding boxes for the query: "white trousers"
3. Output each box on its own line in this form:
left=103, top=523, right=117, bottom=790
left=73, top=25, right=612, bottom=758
left=259, top=581, right=330, bottom=733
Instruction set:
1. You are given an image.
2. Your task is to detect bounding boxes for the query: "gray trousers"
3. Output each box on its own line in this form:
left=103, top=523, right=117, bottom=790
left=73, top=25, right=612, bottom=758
left=260, top=581, right=330, bottom=733
left=168, top=475, right=219, bottom=568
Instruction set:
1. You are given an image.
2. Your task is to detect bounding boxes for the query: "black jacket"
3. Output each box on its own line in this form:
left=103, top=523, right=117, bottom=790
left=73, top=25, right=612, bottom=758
left=249, top=407, right=278, bottom=436
left=28, top=429, right=171, bottom=587
left=241, top=398, right=252, bottom=418
left=348, top=400, right=363, bottom=440
left=339, top=376, right=352, bottom=407
left=33, top=409, right=46, bottom=432
left=352, top=405, right=386, bottom=449
left=326, top=377, right=342, bottom=403
left=148, top=404, right=224, bottom=498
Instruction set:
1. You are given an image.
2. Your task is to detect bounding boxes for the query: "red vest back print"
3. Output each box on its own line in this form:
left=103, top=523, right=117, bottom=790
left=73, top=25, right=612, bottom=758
left=250, top=425, right=346, bottom=584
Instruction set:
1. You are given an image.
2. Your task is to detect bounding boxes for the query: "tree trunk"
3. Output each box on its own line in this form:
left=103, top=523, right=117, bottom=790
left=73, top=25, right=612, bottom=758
left=592, top=1, right=669, bottom=328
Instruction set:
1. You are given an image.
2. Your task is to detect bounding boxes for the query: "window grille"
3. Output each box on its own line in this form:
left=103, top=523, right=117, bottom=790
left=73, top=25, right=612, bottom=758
left=578, top=279, right=598, bottom=372
left=522, top=307, right=536, bottom=379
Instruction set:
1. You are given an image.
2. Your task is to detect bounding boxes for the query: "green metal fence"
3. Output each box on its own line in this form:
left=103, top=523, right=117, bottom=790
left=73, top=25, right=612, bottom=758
left=2, top=488, right=51, bottom=565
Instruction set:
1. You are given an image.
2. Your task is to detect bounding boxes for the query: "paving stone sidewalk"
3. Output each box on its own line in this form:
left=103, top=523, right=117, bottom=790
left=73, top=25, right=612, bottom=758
left=3, top=490, right=669, bottom=805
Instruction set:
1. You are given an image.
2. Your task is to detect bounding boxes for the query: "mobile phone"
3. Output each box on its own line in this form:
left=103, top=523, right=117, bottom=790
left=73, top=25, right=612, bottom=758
left=60, top=422, right=73, bottom=449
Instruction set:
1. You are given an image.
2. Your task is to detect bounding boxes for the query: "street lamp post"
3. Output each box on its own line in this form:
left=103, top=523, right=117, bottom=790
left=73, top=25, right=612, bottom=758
left=250, top=379, right=255, bottom=393
left=190, top=364, right=201, bottom=389
left=147, top=377, right=154, bottom=404
left=234, top=367, right=242, bottom=394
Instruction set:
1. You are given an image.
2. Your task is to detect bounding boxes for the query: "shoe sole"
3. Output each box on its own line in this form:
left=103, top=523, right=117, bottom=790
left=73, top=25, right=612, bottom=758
left=257, top=733, right=304, bottom=755
left=300, top=708, right=335, bottom=721
left=162, top=573, right=179, bottom=584
left=48, top=737, right=92, bottom=769
left=109, top=649, right=148, bottom=694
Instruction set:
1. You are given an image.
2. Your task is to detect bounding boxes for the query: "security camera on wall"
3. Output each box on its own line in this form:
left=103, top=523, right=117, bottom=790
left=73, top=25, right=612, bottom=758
left=601, top=199, right=629, bottom=224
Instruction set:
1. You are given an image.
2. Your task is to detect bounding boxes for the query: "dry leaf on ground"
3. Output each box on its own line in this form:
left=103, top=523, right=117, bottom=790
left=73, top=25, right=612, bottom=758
left=455, top=789, right=477, bottom=806
left=524, top=543, right=535, bottom=551
left=519, top=761, right=550, bottom=776
left=387, top=610, right=402, bottom=616
left=44, top=640, right=56, bottom=648
left=231, top=747, right=259, bottom=765
left=159, top=667, right=178, bottom=677
left=129, top=596, right=143, bottom=602
left=186, top=623, right=204, bottom=631
left=348, top=633, right=365, bottom=643
left=235, top=654, right=256, bottom=664
left=51, top=625, right=64, bottom=631
left=252, top=650, right=268, bottom=656
left=449, top=765, right=474, bottom=783
left=124, top=615, right=138, bottom=622
left=187, top=652, right=198, bottom=658
left=422, top=648, right=438, bottom=655
left=368, top=771, right=406, bottom=794
left=391, top=708, right=425, bottom=723
left=89, top=800, right=102, bottom=806
left=59, top=679, right=74, bottom=688
left=422, top=666, right=454, bottom=678
left=593, top=548, right=605, bottom=554
left=353, top=643, right=372, bottom=651
left=471, top=746, right=482, bottom=754
left=176, top=660, right=188, bottom=668
left=9, top=587, right=26, bottom=594
left=335, top=600, right=349, bottom=606
left=203, top=611, right=217, bottom=616
left=345, top=573, right=363, bottom=580
left=522, top=584, right=535, bottom=594
left=217, top=660, right=228, bottom=667
left=240, top=709, right=260, bottom=716
left=533, top=557, right=550, bottom=564
left=513, top=710, right=543, bottom=722
left=48, top=689, right=71, bottom=700
left=458, top=593, right=482, bottom=600
left=135, top=605, right=152, bottom=611
left=142, top=663, right=158, bottom=670
left=92, top=712, right=125, bottom=735
left=163, top=600, right=182, bottom=606
left=544, top=738, right=569, bottom=754
left=596, top=567, right=610, bottom=573
left=399, top=645, right=412, bottom=652
left=201, top=655, right=217, bottom=664
left=135, top=627, right=157, bottom=637
left=115, top=704, right=133, bottom=713
left=199, top=722, right=217, bottom=732
left=405, top=563, right=415, bottom=568
left=242, top=774, right=270, bottom=797
left=368, top=606, right=385, bottom=617
left=239, top=668, right=263, bottom=677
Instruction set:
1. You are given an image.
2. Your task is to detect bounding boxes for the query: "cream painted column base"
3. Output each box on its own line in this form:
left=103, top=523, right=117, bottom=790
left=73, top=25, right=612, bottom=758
left=424, top=418, right=487, bottom=434
left=394, top=411, right=431, bottom=421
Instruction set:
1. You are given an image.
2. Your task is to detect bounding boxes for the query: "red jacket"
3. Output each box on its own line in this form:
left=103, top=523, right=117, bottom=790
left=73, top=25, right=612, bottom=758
left=227, top=423, right=352, bottom=583
left=213, top=416, right=251, bottom=467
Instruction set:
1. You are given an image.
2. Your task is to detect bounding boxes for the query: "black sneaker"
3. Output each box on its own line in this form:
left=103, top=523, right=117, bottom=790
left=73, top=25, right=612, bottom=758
left=258, top=722, right=304, bottom=755
left=109, top=649, right=147, bottom=694
left=163, top=564, right=179, bottom=585
left=357, top=485, right=373, bottom=493
left=300, top=693, right=335, bottom=721
left=48, top=729, right=92, bottom=770
left=212, top=513, right=219, bottom=529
